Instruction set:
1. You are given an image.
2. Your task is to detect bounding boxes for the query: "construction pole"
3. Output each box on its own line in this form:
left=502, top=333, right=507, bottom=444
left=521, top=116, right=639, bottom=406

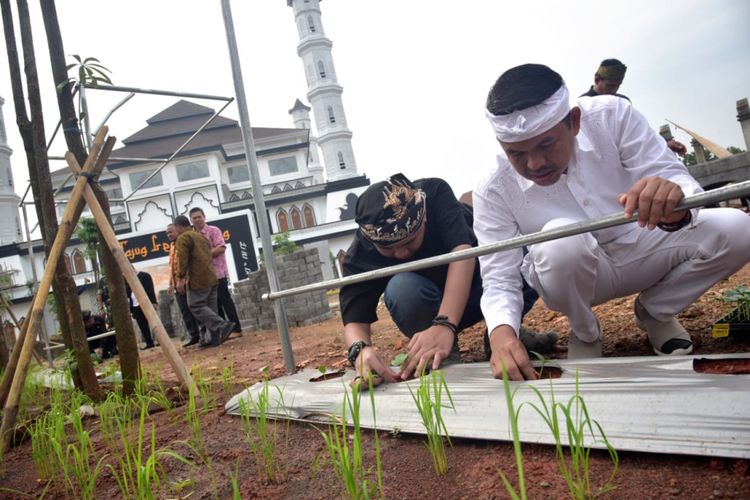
left=220, top=0, right=295, bottom=373
left=65, top=153, right=195, bottom=393
left=0, top=127, right=107, bottom=455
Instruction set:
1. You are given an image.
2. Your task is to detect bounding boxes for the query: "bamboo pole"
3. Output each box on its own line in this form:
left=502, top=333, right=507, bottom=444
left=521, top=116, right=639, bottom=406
left=65, top=154, right=195, bottom=394
left=0, top=127, right=109, bottom=454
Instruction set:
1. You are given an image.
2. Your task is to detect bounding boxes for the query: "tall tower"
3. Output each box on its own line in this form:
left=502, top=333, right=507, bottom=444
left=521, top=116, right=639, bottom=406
left=0, top=97, right=21, bottom=245
left=289, top=98, right=325, bottom=184
left=287, top=0, right=358, bottom=181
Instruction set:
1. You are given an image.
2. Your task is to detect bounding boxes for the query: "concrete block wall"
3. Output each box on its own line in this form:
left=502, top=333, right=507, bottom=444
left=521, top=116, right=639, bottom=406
left=234, top=247, right=331, bottom=330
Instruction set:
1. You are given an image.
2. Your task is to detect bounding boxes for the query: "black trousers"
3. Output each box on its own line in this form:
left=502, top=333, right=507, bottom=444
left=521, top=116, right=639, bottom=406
left=176, top=291, right=202, bottom=341
left=216, top=277, right=241, bottom=332
left=132, top=306, right=154, bottom=347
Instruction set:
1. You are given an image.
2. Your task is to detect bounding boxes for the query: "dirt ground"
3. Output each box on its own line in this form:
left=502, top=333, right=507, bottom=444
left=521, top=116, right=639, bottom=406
left=1, top=266, right=750, bottom=498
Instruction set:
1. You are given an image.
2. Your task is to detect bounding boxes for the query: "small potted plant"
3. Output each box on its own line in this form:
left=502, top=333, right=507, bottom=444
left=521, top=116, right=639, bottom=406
left=711, top=285, right=750, bottom=338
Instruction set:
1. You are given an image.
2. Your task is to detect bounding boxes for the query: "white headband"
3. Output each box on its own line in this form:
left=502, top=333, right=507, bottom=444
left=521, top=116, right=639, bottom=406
left=485, top=84, right=571, bottom=143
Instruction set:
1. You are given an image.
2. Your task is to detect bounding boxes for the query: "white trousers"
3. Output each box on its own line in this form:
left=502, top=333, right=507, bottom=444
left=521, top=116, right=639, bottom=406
left=522, top=208, right=750, bottom=342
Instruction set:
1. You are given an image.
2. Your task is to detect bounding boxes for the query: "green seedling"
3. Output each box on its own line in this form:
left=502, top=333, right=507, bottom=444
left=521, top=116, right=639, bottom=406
left=239, top=378, right=289, bottom=483
left=391, top=352, right=408, bottom=368
left=499, top=366, right=619, bottom=499
left=719, top=284, right=750, bottom=319
left=497, top=364, right=528, bottom=500
left=317, top=375, right=383, bottom=499
left=523, top=372, right=619, bottom=498
left=406, top=369, right=455, bottom=476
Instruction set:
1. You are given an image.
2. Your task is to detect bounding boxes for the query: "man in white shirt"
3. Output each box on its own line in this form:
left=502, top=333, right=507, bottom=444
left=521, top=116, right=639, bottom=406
left=475, top=63, right=750, bottom=381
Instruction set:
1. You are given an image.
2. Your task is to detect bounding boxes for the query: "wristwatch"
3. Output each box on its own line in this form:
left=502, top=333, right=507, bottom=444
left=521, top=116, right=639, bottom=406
left=347, top=340, right=370, bottom=367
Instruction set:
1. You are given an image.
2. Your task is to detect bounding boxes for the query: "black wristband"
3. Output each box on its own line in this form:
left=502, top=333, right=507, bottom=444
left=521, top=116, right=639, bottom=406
left=432, top=315, right=458, bottom=335
left=347, top=340, right=370, bottom=367
left=657, top=210, right=691, bottom=232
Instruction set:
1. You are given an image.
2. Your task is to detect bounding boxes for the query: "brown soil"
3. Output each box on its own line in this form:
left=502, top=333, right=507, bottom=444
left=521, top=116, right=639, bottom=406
left=2, top=267, right=750, bottom=499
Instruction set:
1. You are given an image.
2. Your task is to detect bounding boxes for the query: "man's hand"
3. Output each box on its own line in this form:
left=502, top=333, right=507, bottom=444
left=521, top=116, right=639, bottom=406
left=667, top=139, right=687, bottom=156
left=400, top=325, right=455, bottom=379
left=489, top=325, right=538, bottom=381
left=618, top=176, right=687, bottom=230
left=352, top=346, right=400, bottom=388
left=176, top=279, right=186, bottom=295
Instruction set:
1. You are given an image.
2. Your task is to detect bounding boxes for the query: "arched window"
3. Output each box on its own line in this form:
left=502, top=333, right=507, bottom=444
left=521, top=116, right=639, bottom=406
left=327, top=105, right=336, bottom=124
left=307, top=15, right=316, bottom=32
left=303, top=204, right=316, bottom=227
left=290, top=206, right=303, bottom=229
left=72, top=250, right=86, bottom=274
left=277, top=209, right=289, bottom=232
left=338, top=151, right=346, bottom=169
left=318, top=61, right=326, bottom=79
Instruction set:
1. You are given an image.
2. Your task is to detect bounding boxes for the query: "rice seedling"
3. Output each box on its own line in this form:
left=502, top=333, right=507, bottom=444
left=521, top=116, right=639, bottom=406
left=65, top=391, right=108, bottom=499
left=497, top=364, right=528, bottom=500
left=230, top=459, right=242, bottom=499
left=497, top=365, right=619, bottom=499
left=317, top=375, right=383, bottom=498
left=523, top=372, right=619, bottom=498
left=221, top=356, right=236, bottom=395
left=184, top=382, right=218, bottom=497
left=406, top=368, right=455, bottom=476
left=106, top=395, right=193, bottom=499
left=193, top=365, right=218, bottom=413
left=238, top=378, right=289, bottom=483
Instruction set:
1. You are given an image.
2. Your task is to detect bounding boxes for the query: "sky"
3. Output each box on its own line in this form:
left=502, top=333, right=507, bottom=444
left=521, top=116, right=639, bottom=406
left=0, top=0, right=749, bottom=218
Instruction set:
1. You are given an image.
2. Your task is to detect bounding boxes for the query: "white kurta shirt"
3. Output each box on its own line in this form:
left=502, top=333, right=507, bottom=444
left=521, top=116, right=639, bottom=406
left=474, top=95, right=703, bottom=336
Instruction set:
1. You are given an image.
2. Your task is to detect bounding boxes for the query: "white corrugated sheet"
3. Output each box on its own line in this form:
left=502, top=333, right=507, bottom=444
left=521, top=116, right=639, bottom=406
left=225, top=353, right=750, bottom=458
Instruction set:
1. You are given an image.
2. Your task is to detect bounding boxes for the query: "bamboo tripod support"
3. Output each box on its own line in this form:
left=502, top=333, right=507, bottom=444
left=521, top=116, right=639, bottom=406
left=0, top=127, right=109, bottom=454
left=0, top=127, right=193, bottom=454
left=64, top=153, right=194, bottom=395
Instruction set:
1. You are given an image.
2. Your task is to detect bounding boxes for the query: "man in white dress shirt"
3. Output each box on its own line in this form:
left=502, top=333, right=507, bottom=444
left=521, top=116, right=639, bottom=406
left=475, top=63, right=750, bottom=381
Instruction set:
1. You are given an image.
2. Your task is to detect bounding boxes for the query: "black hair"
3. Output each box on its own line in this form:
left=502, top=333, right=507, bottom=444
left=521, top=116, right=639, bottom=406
left=600, top=58, right=625, bottom=67
left=486, top=64, right=564, bottom=116
left=174, top=215, right=192, bottom=228
left=188, top=207, right=205, bottom=216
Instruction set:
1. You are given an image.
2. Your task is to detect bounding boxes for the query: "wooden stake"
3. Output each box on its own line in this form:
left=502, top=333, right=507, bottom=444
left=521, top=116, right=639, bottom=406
left=65, top=153, right=195, bottom=394
left=0, top=127, right=108, bottom=455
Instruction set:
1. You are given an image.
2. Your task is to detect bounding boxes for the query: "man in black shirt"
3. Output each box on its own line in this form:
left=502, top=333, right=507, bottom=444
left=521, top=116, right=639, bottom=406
left=82, top=310, right=116, bottom=359
left=340, top=174, right=554, bottom=383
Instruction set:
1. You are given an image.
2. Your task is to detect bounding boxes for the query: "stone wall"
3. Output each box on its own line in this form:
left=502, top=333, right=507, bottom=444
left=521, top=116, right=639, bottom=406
left=234, top=247, right=331, bottom=330
left=160, top=247, right=331, bottom=338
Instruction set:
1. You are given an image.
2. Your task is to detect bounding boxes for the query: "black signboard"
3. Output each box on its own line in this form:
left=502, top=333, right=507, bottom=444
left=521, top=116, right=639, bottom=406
left=117, top=213, right=258, bottom=280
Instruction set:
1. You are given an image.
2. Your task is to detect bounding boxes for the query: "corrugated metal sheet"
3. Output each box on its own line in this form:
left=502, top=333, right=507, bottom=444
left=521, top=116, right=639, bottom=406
left=225, top=353, right=750, bottom=459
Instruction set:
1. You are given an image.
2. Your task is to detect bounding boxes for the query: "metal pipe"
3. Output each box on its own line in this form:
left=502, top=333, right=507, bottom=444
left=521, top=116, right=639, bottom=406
left=221, top=0, right=295, bottom=374
left=85, top=84, right=233, bottom=102
left=123, top=99, right=234, bottom=201
left=93, top=92, right=135, bottom=136
left=263, top=180, right=750, bottom=301
left=49, top=156, right=170, bottom=162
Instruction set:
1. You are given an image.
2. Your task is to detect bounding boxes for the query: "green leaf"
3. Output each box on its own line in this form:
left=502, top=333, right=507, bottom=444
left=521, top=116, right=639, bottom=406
left=391, top=352, right=407, bottom=367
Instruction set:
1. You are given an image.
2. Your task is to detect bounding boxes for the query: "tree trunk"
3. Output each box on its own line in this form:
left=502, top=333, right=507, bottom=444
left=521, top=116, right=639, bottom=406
left=1, top=0, right=100, bottom=399
left=40, top=0, right=140, bottom=395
